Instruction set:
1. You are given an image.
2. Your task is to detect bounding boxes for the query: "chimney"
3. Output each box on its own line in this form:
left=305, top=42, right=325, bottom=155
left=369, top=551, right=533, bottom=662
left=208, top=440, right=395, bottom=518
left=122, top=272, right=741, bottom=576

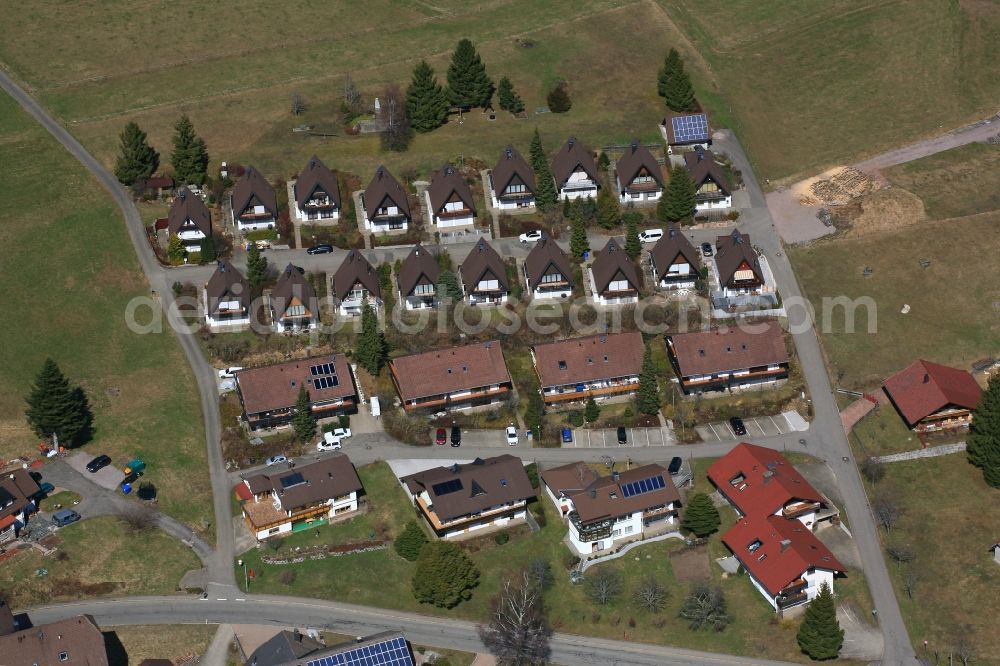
left=506, top=147, right=513, bottom=159
left=309, top=158, right=316, bottom=169
left=612, top=470, right=620, bottom=483
left=377, top=166, right=384, bottom=179
left=779, top=539, right=792, bottom=553
left=923, top=373, right=930, bottom=384
left=218, top=261, right=225, bottom=272
left=179, top=189, right=187, bottom=201
left=630, top=139, right=638, bottom=154
left=568, top=137, right=575, bottom=149
left=695, top=145, right=705, bottom=161
left=763, top=470, right=774, bottom=484
left=589, top=488, right=597, bottom=499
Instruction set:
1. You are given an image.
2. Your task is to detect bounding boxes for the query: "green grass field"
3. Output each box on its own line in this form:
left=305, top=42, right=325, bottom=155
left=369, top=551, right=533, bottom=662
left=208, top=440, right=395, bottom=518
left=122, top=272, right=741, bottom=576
left=0, top=92, right=211, bottom=533
left=109, top=624, right=219, bottom=665
left=884, top=143, right=1000, bottom=219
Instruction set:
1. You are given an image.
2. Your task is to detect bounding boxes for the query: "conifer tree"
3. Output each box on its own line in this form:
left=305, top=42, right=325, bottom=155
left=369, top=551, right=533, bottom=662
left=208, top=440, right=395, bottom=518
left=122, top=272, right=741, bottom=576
left=584, top=396, right=600, bottom=423
left=570, top=214, right=589, bottom=262
left=25, top=359, right=93, bottom=447
left=446, top=39, right=494, bottom=108
left=968, top=373, right=1000, bottom=487
left=167, top=234, right=185, bottom=264
left=356, top=298, right=387, bottom=375
left=665, top=68, right=698, bottom=113
left=406, top=61, right=448, bottom=133
left=528, top=129, right=557, bottom=210
left=681, top=493, right=721, bottom=537
left=292, top=385, right=316, bottom=442
left=596, top=187, right=620, bottom=230
left=114, top=121, right=159, bottom=186
left=170, top=114, right=210, bottom=185
left=546, top=82, right=571, bottom=113
left=412, top=541, right=480, bottom=608
left=658, top=166, right=697, bottom=223
left=246, top=242, right=268, bottom=293
left=497, top=77, right=524, bottom=114
left=796, top=583, right=844, bottom=660
left=394, top=521, right=429, bottom=561
left=624, top=217, right=642, bottom=260
left=437, top=270, right=464, bottom=303
left=637, top=344, right=660, bottom=415
left=524, top=391, right=545, bottom=439
left=657, top=48, right=681, bottom=99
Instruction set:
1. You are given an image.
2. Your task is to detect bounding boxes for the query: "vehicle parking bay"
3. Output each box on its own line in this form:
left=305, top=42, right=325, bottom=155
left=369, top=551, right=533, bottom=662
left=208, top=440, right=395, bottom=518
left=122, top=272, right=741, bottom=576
left=563, top=427, right=676, bottom=448
left=64, top=452, right=124, bottom=491
left=695, top=414, right=792, bottom=443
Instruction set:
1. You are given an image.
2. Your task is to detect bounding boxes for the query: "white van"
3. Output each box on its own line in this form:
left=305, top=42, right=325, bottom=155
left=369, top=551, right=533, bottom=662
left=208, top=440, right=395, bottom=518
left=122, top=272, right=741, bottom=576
left=638, top=228, right=664, bottom=244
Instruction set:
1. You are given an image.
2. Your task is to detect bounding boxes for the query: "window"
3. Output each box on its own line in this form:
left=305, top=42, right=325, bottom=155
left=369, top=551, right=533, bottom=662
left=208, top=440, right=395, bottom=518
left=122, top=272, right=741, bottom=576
left=413, top=283, right=434, bottom=296
left=59, top=653, right=68, bottom=662
left=285, top=304, right=307, bottom=317
left=506, top=183, right=526, bottom=194
left=747, top=539, right=762, bottom=552
left=586, top=357, right=593, bottom=365
left=607, top=279, right=630, bottom=292
left=478, top=279, right=499, bottom=290
left=540, top=272, right=563, bottom=284
left=558, top=360, right=567, bottom=370
left=633, top=174, right=653, bottom=184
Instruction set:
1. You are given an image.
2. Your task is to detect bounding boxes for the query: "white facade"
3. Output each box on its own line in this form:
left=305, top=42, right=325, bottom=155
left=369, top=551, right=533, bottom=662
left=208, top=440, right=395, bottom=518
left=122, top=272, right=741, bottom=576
left=296, top=203, right=339, bottom=221
left=523, top=264, right=571, bottom=301
left=541, top=376, right=639, bottom=402
left=466, top=280, right=508, bottom=306
left=231, top=198, right=275, bottom=231
left=176, top=221, right=208, bottom=246
left=400, top=285, right=437, bottom=310
left=250, top=490, right=359, bottom=541
left=587, top=268, right=638, bottom=306
left=361, top=193, right=409, bottom=232
left=337, top=290, right=381, bottom=317
left=694, top=193, right=732, bottom=211
left=746, top=565, right=837, bottom=612
left=425, top=190, right=474, bottom=228
left=273, top=311, right=318, bottom=334
left=559, top=169, right=598, bottom=200
left=616, top=174, right=662, bottom=204
left=203, top=287, right=250, bottom=329
left=489, top=172, right=536, bottom=210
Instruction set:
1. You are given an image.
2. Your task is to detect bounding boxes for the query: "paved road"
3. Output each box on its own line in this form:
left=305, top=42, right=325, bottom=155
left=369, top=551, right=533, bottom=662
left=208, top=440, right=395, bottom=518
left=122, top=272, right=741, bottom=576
left=27, top=596, right=802, bottom=666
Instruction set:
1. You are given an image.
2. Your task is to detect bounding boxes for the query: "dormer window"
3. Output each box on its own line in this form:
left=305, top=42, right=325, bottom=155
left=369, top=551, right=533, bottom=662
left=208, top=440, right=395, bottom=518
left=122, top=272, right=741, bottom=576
left=558, top=360, right=567, bottom=370
left=747, top=539, right=762, bottom=552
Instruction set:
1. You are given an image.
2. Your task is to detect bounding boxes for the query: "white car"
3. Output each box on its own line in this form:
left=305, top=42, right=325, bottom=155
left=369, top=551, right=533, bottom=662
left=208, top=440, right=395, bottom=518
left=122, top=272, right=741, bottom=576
left=506, top=425, right=518, bottom=446
left=218, top=366, right=243, bottom=379
left=265, top=455, right=288, bottom=465
left=317, top=432, right=341, bottom=451
left=330, top=427, right=352, bottom=439
left=638, top=228, right=664, bottom=244
left=519, top=230, right=544, bottom=243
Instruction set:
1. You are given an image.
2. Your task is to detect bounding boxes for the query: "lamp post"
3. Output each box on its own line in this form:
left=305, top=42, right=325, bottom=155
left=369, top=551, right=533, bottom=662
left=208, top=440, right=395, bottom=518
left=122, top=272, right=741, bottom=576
left=238, top=559, right=248, bottom=592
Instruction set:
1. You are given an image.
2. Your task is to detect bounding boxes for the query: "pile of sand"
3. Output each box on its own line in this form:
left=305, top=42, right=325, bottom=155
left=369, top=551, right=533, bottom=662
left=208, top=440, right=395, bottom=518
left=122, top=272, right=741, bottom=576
left=845, top=188, right=927, bottom=238
left=810, top=167, right=878, bottom=206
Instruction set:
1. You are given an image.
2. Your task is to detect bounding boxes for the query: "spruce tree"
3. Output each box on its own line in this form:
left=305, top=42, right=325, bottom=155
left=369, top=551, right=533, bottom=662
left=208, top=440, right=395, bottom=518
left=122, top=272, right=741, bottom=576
left=657, top=48, right=681, bottom=99
left=406, top=61, right=448, bottom=133
left=292, top=385, right=316, bottom=442
left=665, top=68, right=698, bottom=113
left=624, top=217, right=642, bottom=260
left=437, top=270, right=464, bottom=302
left=529, top=129, right=558, bottom=210
left=637, top=344, right=660, bottom=416
left=546, top=82, right=571, bottom=113
left=25, top=359, right=93, bottom=447
left=596, top=187, right=620, bottom=230
left=199, top=235, right=217, bottom=262
left=681, top=492, right=721, bottom=537
left=246, top=242, right=268, bottom=293
left=114, top=121, right=159, bottom=186
left=570, top=214, right=589, bottom=262
left=167, top=234, right=185, bottom=264
left=524, top=391, right=545, bottom=438
left=796, top=582, right=844, bottom=660
left=658, top=166, right=697, bottom=223
left=412, top=541, right=480, bottom=608
left=356, top=298, right=387, bottom=375
left=968, top=373, right=1000, bottom=488
left=497, top=77, right=524, bottom=114
left=584, top=396, right=600, bottom=423
left=446, top=39, right=494, bottom=108
left=171, top=114, right=210, bottom=185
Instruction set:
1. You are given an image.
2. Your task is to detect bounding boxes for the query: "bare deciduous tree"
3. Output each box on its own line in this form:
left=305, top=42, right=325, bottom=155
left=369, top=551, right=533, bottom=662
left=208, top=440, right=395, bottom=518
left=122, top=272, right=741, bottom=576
left=116, top=505, right=155, bottom=532
left=902, top=566, right=918, bottom=600
left=380, top=84, right=412, bottom=152
left=861, top=457, right=885, bottom=485
left=342, top=75, right=364, bottom=117
left=527, top=558, right=553, bottom=592
left=585, top=569, right=622, bottom=605
left=886, top=542, right=914, bottom=570
left=290, top=91, right=306, bottom=116
left=678, top=582, right=730, bottom=631
left=873, top=494, right=902, bottom=534
left=955, top=630, right=976, bottom=666
left=633, top=576, right=668, bottom=613
left=478, top=572, right=552, bottom=666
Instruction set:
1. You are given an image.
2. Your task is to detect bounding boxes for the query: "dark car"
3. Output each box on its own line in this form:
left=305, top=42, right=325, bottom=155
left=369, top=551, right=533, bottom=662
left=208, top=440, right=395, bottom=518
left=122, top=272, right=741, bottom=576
left=700, top=242, right=714, bottom=257
left=617, top=426, right=627, bottom=445
left=86, top=455, right=112, bottom=473
left=450, top=425, right=462, bottom=447
left=435, top=428, right=447, bottom=445
left=730, top=416, right=747, bottom=437
left=667, top=457, right=683, bottom=475
left=306, top=244, right=334, bottom=255
left=561, top=427, right=573, bottom=444
left=52, top=509, right=81, bottom=527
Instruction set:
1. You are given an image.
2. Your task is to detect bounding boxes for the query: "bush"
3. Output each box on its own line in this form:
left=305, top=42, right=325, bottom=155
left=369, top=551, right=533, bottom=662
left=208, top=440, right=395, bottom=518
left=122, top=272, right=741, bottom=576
left=567, top=410, right=585, bottom=427
left=547, top=81, right=571, bottom=113
left=524, top=462, right=539, bottom=489
left=394, top=521, right=429, bottom=561
left=338, top=414, right=351, bottom=429
left=562, top=551, right=581, bottom=570
left=494, top=531, right=510, bottom=545
left=412, top=541, right=480, bottom=608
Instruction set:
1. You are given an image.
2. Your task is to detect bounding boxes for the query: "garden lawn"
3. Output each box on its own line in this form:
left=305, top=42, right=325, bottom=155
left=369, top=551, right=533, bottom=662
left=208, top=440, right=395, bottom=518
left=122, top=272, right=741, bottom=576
left=883, top=143, right=1000, bottom=220
left=0, top=92, right=211, bottom=533
left=109, top=624, right=218, bottom=665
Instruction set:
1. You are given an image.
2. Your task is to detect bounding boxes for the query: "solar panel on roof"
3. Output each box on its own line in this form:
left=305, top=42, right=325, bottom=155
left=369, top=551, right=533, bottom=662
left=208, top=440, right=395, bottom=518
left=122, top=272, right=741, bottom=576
left=671, top=114, right=709, bottom=143
left=431, top=478, right=463, bottom=496
left=279, top=472, right=305, bottom=489
left=621, top=474, right=666, bottom=498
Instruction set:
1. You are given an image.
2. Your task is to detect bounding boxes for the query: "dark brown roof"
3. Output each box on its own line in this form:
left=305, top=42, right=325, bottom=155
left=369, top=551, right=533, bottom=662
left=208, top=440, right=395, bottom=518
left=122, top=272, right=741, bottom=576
left=492, top=145, right=536, bottom=194
left=232, top=166, right=277, bottom=218
left=532, top=331, right=644, bottom=388
left=332, top=250, right=381, bottom=302
left=551, top=463, right=681, bottom=524
left=0, top=615, right=108, bottom=666
left=167, top=188, right=211, bottom=237
left=397, top=243, right=440, bottom=298
left=589, top=238, right=639, bottom=295
left=524, top=237, right=572, bottom=291
left=0, top=468, right=40, bottom=522
left=270, top=264, right=318, bottom=321
left=883, top=359, right=982, bottom=426
left=400, top=455, right=534, bottom=523
left=668, top=321, right=788, bottom=377
left=715, top=229, right=763, bottom=286
left=650, top=225, right=700, bottom=282
left=540, top=462, right=600, bottom=496
left=205, top=260, right=250, bottom=317
left=551, top=137, right=599, bottom=188
left=243, top=454, right=362, bottom=512
left=428, top=163, right=476, bottom=215
left=616, top=140, right=664, bottom=190
left=235, top=354, right=355, bottom=415
left=459, top=239, right=508, bottom=292
left=294, top=155, right=342, bottom=210
left=684, top=147, right=731, bottom=195
left=363, top=166, right=411, bottom=220
left=389, top=340, right=510, bottom=401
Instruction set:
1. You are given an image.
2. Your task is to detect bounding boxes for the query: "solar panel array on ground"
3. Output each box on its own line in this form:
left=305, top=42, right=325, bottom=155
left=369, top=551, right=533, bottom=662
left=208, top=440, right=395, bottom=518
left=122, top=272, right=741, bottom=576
left=671, top=114, right=709, bottom=143
left=621, top=474, right=666, bottom=498
left=305, top=637, right=414, bottom=666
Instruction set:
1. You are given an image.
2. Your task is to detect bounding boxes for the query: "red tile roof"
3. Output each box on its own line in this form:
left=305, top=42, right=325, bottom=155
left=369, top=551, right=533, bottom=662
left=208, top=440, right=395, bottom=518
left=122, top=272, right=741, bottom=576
left=882, top=359, right=982, bottom=426
left=707, top=442, right=824, bottom=520
left=532, top=331, right=643, bottom=389
left=544, top=462, right=680, bottom=524
left=668, top=321, right=787, bottom=378
left=235, top=354, right=355, bottom=415
left=723, top=515, right=845, bottom=597
left=389, top=340, right=511, bottom=402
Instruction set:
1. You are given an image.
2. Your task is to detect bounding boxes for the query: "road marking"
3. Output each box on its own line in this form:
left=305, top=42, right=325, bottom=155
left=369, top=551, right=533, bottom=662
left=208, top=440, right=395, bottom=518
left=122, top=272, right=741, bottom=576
left=234, top=598, right=246, bottom=602
left=769, top=415, right=784, bottom=433
left=216, top=598, right=227, bottom=601
left=708, top=423, right=720, bottom=440
left=751, top=419, right=766, bottom=435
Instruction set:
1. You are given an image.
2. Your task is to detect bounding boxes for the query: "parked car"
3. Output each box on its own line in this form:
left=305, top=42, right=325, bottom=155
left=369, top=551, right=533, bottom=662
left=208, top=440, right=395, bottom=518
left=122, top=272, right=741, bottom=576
left=638, top=228, right=664, bottom=244
left=31, top=482, right=55, bottom=501
left=617, top=426, right=627, bottom=445
left=52, top=509, right=81, bottom=527
left=306, top=244, right=334, bottom=255
left=218, top=366, right=243, bottom=379
left=265, top=455, right=288, bottom=466
left=329, top=427, right=352, bottom=439
left=317, top=432, right=342, bottom=451
left=86, top=455, right=112, bottom=473
left=700, top=242, right=714, bottom=257
left=435, top=428, right=447, bottom=445
left=519, top=230, right=544, bottom=243
left=561, top=427, right=573, bottom=444
left=450, top=425, right=462, bottom=447
left=506, top=425, right=518, bottom=446
left=729, top=416, right=747, bottom=437
left=667, top=456, right=683, bottom=475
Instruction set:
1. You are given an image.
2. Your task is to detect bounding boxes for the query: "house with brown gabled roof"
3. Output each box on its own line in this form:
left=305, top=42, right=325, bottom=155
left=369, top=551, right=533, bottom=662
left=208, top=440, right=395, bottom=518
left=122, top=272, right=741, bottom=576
left=489, top=145, right=536, bottom=210
left=0, top=468, right=42, bottom=544
left=660, top=112, right=712, bottom=153
left=667, top=320, right=789, bottom=394
left=0, top=614, right=109, bottom=666
left=649, top=225, right=700, bottom=289
left=399, top=455, right=534, bottom=538
left=293, top=155, right=341, bottom=222
left=331, top=250, right=381, bottom=316
left=388, top=340, right=512, bottom=412
left=615, top=140, right=664, bottom=204
left=531, top=331, right=644, bottom=404
left=552, top=137, right=599, bottom=200
left=167, top=188, right=212, bottom=247
left=714, top=229, right=766, bottom=297
left=587, top=238, right=639, bottom=305
left=882, top=359, right=982, bottom=433
left=237, top=453, right=363, bottom=540
left=459, top=238, right=508, bottom=305
left=231, top=166, right=277, bottom=231
left=542, top=462, right=680, bottom=555
left=685, top=146, right=732, bottom=211
left=523, top=236, right=572, bottom=300
left=234, top=354, right=357, bottom=430
left=397, top=243, right=440, bottom=310
left=270, top=264, right=319, bottom=333
left=360, top=166, right=410, bottom=232
left=204, top=260, right=252, bottom=329
left=426, top=163, right=476, bottom=228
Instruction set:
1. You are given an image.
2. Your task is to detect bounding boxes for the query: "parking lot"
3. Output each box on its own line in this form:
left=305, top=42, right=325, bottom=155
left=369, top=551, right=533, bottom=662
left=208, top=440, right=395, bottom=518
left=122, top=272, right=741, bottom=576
left=64, top=452, right=124, bottom=491
left=563, top=426, right=676, bottom=448
left=695, top=414, right=793, bottom=443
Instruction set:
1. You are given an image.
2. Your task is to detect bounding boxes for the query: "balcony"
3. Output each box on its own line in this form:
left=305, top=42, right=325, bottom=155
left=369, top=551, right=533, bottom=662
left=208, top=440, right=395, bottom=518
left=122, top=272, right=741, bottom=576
left=696, top=191, right=729, bottom=203
left=626, top=180, right=660, bottom=193
left=437, top=207, right=474, bottom=219
left=402, top=385, right=510, bottom=411
left=779, top=578, right=808, bottom=597
left=543, top=381, right=639, bottom=404
left=303, top=197, right=335, bottom=209
left=783, top=501, right=821, bottom=519
left=776, top=590, right=808, bottom=610
left=570, top=513, right=612, bottom=542
left=681, top=367, right=787, bottom=388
